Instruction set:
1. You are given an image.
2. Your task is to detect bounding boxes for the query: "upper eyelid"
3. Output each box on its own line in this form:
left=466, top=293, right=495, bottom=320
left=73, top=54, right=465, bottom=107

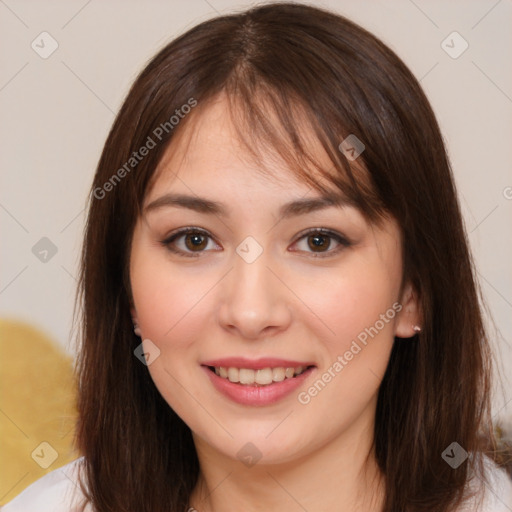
left=294, top=226, right=348, bottom=240
left=163, top=226, right=212, bottom=241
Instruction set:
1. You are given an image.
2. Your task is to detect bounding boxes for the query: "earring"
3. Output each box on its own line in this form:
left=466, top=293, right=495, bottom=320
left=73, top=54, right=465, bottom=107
left=412, top=325, right=422, bottom=333
left=133, top=323, right=141, bottom=336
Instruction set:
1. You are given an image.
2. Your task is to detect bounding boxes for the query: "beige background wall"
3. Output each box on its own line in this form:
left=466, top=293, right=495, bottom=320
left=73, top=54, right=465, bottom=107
left=1, top=0, right=511, bottom=422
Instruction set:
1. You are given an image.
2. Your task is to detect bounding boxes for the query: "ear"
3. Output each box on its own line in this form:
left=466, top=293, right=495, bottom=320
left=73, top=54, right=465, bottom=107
left=130, top=305, right=142, bottom=337
left=130, top=305, right=138, bottom=324
left=394, top=281, right=422, bottom=338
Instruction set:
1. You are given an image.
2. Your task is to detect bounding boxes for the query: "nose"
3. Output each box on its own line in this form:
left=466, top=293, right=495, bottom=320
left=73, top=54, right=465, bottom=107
left=217, top=250, right=292, bottom=340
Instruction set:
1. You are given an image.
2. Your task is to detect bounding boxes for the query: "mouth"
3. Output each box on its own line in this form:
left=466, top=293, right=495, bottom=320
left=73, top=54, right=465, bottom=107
left=206, top=365, right=313, bottom=386
left=201, top=358, right=316, bottom=406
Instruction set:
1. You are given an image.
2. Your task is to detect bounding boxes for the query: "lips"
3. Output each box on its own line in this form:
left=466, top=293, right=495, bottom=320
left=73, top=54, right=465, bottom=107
left=201, top=357, right=316, bottom=406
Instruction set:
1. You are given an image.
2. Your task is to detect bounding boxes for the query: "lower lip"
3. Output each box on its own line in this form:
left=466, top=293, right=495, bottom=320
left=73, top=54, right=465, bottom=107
left=202, top=366, right=315, bottom=406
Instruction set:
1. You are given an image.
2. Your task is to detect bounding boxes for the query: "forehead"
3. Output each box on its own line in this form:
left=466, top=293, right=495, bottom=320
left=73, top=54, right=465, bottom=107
left=146, top=93, right=346, bottom=202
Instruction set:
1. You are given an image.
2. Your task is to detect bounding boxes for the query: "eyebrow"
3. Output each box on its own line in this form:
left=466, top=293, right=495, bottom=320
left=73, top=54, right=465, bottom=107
left=143, top=191, right=354, bottom=219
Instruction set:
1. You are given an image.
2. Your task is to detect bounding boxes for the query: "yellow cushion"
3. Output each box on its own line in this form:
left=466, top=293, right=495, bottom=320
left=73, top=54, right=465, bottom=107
left=0, top=318, right=79, bottom=505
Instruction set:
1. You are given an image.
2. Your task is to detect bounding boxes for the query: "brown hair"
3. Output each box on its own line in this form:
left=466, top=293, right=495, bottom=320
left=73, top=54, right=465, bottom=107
left=75, top=3, right=496, bottom=511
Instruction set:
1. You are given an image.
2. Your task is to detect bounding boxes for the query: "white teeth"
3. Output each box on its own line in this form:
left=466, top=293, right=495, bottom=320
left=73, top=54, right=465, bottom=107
left=272, top=367, right=285, bottom=382
left=213, top=365, right=308, bottom=386
left=239, top=368, right=255, bottom=384
left=227, top=367, right=239, bottom=383
left=255, top=368, right=273, bottom=385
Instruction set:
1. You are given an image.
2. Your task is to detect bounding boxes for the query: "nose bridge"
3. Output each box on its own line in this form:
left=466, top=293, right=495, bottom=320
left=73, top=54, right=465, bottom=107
left=231, top=234, right=274, bottom=298
left=234, top=249, right=270, bottom=296
left=217, top=242, right=291, bottom=338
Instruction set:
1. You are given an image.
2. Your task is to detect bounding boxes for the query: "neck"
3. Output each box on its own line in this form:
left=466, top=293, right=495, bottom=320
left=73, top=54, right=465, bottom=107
left=189, top=405, right=384, bottom=512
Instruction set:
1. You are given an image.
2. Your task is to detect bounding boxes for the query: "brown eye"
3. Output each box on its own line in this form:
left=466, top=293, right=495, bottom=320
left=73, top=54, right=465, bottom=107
left=291, top=228, right=351, bottom=258
left=307, top=233, right=331, bottom=252
left=161, top=228, right=220, bottom=257
left=184, top=232, right=208, bottom=251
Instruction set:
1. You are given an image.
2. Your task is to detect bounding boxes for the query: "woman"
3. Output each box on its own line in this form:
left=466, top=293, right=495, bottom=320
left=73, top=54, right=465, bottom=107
left=3, top=3, right=511, bottom=511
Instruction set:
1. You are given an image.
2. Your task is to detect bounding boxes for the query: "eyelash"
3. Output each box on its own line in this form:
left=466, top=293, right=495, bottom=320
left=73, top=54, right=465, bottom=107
left=160, top=226, right=351, bottom=259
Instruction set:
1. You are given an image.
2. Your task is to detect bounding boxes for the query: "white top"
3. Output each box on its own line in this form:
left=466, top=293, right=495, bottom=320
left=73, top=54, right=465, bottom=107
left=1, top=457, right=92, bottom=512
left=1, top=456, right=511, bottom=511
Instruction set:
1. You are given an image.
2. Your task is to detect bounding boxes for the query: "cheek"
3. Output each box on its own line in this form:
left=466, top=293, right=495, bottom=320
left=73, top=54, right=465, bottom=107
left=293, top=264, right=398, bottom=427
left=131, top=250, right=211, bottom=342
left=303, top=258, right=400, bottom=352
left=130, top=252, right=212, bottom=416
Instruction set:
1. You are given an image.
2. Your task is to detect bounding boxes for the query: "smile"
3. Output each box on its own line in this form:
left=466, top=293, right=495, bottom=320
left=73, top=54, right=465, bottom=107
left=201, top=358, right=316, bottom=406
left=209, top=366, right=309, bottom=386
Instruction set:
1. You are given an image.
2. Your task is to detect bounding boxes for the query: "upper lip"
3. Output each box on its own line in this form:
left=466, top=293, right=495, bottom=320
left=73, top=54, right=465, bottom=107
left=202, top=357, right=316, bottom=370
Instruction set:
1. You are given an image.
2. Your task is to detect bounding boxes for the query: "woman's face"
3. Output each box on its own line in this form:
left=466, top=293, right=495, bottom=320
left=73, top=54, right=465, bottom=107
left=130, top=95, right=418, bottom=465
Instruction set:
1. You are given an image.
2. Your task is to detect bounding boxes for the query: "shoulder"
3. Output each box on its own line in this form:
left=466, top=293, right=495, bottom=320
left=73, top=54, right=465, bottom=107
left=0, top=457, right=92, bottom=512
left=459, top=455, right=512, bottom=511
